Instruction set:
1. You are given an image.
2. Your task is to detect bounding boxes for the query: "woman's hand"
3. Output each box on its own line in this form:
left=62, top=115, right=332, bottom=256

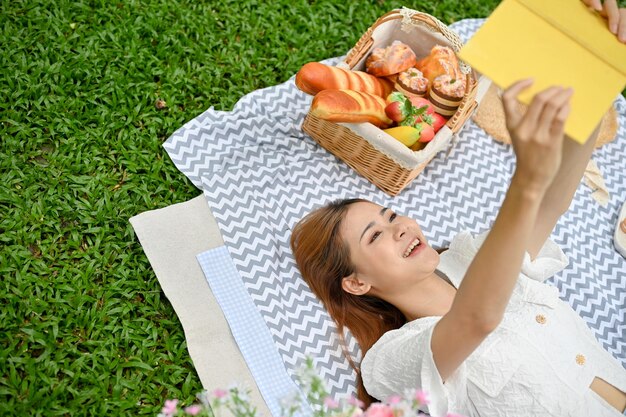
left=582, top=0, right=626, bottom=42
left=502, top=80, right=573, bottom=195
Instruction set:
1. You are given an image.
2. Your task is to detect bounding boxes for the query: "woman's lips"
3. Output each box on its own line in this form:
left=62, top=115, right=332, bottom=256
left=407, top=241, right=425, bottom=257
left=403, top=237, right=422, bottom=258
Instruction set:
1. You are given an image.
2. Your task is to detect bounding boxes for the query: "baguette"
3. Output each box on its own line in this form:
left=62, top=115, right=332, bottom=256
left=296, top=62, right=393, bottom=98
left=309, top=89, right=392, bottom=128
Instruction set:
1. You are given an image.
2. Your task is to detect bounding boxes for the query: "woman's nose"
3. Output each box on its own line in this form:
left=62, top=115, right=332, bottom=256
left=393, top=223, right=407, bottom=240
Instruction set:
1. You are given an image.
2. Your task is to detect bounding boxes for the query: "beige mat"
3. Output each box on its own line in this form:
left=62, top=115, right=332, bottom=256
left=129, top=195, right=270, bottom=416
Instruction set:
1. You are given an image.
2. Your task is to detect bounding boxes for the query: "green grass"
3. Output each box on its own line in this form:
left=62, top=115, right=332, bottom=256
left=2, top=0, right=622, bottom=415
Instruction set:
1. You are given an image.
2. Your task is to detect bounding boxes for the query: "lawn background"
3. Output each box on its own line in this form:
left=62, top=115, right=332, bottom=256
left=1, top=1, right=624, bottom=416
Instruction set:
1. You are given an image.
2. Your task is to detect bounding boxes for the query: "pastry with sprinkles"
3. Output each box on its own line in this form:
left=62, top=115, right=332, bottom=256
left=428, top=74, right=466, bottom=116
left=394, top=68, right=429, bottom=98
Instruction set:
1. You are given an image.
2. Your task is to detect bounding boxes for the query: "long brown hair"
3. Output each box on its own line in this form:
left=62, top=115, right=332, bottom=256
left=290, top=199, right=406, bottom=406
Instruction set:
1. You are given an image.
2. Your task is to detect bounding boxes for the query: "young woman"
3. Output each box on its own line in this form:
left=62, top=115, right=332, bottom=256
left=290, top=2, right=626, bottom=415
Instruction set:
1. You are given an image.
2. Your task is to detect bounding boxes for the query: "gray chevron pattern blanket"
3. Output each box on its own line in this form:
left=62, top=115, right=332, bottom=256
left=164, top=19, right=626, bottom=400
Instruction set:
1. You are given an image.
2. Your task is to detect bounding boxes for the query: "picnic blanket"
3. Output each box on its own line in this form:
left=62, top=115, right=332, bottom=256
left=129, top=197, right=272, bottom=417
left=163, top=18, right=626, bottom=407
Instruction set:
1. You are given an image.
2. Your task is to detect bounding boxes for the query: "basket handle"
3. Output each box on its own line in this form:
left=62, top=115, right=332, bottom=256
left=344, top=8, right=471, bottom=73
left=398, top=8, right=471, bottom=74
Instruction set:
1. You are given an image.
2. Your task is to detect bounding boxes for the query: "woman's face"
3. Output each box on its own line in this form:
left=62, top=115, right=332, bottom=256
left=340, top=201, right=440, bottom=296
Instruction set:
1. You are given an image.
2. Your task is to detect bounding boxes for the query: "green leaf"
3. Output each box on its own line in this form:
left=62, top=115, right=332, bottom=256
left=399, top=115, right=416, bottom=127
left=402, top=98, right=414, bottom=118
left=120, top=361, right=154, bottom=371
left=413, top=105, right=428, bottom=117
left=388, top=91, right=406, bottom=103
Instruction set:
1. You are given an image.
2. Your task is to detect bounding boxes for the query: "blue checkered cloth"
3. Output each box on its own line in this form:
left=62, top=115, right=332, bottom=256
left=197, top=247, right=313, bottom=417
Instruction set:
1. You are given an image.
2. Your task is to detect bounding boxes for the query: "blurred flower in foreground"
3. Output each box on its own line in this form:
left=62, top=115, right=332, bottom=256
left=160, top=399, right=178, bottom=416
left=156, top=358, right=465, bottom=417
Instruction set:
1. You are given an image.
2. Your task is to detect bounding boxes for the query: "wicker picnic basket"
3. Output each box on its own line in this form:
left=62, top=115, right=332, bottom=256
left=302, top=8, right=487, bottom=195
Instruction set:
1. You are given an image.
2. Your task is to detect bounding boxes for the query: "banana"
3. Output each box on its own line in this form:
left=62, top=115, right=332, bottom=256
left=383, top=126, right=424, bottom=150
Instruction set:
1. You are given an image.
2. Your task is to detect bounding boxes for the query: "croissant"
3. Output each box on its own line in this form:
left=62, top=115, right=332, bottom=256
left=365, top=41, right=417, bottom=77
left=415, top=45, right=462, bottom=84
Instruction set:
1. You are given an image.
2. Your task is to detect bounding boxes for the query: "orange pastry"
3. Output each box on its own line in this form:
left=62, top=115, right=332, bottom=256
left=415, top=45, right=462, bottom=84
left=366, top=41, right=417, bottom=77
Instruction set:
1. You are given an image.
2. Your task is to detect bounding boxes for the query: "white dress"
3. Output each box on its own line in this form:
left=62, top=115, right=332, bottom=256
left=360, top=231, right=626, bottom=417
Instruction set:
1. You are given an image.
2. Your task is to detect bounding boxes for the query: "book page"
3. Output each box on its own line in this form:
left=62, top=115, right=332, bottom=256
left=459, top=0, right=626, bottom=143
left=518, top=0, right=626, bottom=74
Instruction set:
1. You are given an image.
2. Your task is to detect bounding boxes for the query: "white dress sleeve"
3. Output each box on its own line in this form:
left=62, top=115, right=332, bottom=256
left=360, top=318, right=469, bottom=417
left=438, top=230, right=569, bottom=285
left=519, top=238, right=569, bottom=282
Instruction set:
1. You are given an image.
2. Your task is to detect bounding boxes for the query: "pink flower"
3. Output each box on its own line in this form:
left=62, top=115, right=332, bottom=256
left=445, top=414, right=466, bottom=417
left=347, top=396, right=365, bottom=409
left=348, top=407, right=363, bottom=417
left=185, top=405, right=202, bottom=416
left=212, top=389, right=228, bottom=399
left=162, top=399, right=179, bottom=416
left=386, top=395, right=402, bottom=405
left=324, top=396, right=340, bottom=409
left=414, top=390, right=430, bottom=405
left=365, top=402, right=394, bottom=417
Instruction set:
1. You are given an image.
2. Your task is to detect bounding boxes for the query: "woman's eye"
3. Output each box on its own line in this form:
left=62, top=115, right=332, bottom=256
left=389, top=213, right=397, bottom=222
left=370, top=231, right=381, bottom=243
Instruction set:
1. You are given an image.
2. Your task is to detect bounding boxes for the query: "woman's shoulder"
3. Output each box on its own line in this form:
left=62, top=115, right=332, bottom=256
left=361, top=316, right=467, bottom=415
left=438, top=229, right=569, bottom=284
left=436, top=230, right=481, bottom=287
left=361, top=317, right=440, bottom=389
left=364, top=317, right=440, bottom=360
left=440, top=230, right=486, bottom=264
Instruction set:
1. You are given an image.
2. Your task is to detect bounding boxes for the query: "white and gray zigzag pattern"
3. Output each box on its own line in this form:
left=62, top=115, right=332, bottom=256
left=164, top=19, right=626, bottom=399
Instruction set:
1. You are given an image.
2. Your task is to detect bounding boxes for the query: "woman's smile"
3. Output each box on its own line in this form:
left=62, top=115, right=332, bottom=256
left=403, top=237, right=423, bottom=258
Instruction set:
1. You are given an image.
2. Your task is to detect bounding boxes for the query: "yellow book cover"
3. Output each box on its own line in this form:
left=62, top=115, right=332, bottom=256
left=458, top=0, right=626, bottom=143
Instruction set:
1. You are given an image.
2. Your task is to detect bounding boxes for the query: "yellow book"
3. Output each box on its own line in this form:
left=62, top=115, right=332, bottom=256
left=458, top=0, right=626, bottom=144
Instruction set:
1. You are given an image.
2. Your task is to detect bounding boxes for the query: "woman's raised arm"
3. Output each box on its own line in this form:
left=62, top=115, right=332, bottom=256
left=431, top=81, right=573, bottom=381
left=430, top=0, right=626, bottom=386
left=525, top=127, right=597, bottom=259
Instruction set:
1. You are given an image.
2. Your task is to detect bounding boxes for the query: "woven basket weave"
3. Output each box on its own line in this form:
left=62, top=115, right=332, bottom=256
left=302, top=8, right=481, bottom=196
